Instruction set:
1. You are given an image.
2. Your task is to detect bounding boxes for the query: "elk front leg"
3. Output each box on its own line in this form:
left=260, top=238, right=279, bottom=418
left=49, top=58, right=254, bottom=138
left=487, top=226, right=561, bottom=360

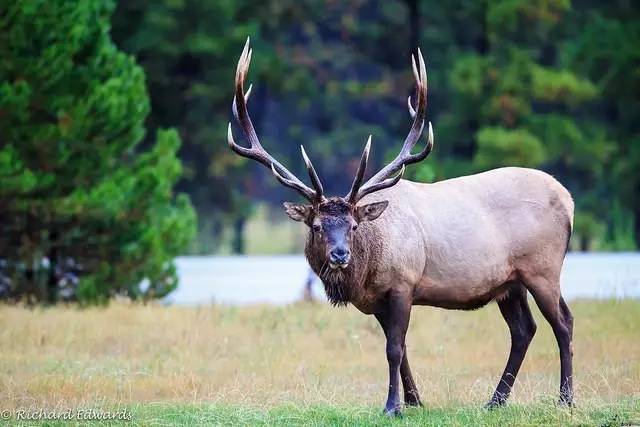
left=375, top=315, right=423, bottom=408
left=375, top=291, right=412, bottom=416
left=400, top=343, right=423, bottom=407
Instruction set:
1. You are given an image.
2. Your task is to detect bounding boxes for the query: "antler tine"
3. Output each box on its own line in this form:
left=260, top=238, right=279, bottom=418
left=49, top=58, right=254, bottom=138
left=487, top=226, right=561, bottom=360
left=228, top=37, right=323, bottom=204
left=345, top=135, right=371, bottom=203
left=399, top=47, right=427, bottom=158
left=407, top=53, right=420, bottom=119
left=411, top=53, right=420, bottom=85
left=407, top=50, right=428, bottom=120
left=358, top=165, right=405, bottom=201
left=270, top=163, right=301, bottom=190
left=407, top=96, right=416, bottom=119
left=232, top=38, right=253, bottom=125
left=301, top=145, right=325, bottom=200
left=351, top=47, right=432, bottom=203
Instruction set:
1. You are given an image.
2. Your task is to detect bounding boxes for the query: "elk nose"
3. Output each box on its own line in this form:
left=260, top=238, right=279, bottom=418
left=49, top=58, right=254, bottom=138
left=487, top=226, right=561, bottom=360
left=329, top=248, right=350, bottom=265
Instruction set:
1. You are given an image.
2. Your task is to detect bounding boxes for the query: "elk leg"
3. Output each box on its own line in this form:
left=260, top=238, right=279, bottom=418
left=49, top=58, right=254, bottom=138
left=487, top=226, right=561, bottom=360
left=486, top=284, right=537, bottom=408
left=375, top=292, right=412, bottom=416
left=375, top=314, right=423, bottom=408
left=400, top=343, right=423, bottom=407
left=556, top=296, right=574, bottom=405
left=527, top=282, right=574, bottom=406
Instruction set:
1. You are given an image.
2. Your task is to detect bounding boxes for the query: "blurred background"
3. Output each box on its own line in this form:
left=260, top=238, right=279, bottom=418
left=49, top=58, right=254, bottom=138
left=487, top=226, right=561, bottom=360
left=0, top=0, right=638, bottom=304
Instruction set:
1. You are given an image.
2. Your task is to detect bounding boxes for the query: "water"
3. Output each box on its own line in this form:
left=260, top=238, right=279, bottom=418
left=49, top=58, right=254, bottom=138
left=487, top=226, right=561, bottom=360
left=166, top=253, right=640, bottom=306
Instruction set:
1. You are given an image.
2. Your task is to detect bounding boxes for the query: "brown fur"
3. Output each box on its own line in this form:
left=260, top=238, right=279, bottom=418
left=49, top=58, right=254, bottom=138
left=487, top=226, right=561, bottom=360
left=228, top=39, right=575, bottom=415
left=304, top=199, right=371, bottom=307
left=293, top=168, right=575, bottom=413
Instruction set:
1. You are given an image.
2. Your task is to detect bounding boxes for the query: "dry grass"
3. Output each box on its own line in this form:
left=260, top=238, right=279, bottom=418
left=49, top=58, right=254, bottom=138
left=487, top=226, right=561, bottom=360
left=0, top=299, right=638, bottom=423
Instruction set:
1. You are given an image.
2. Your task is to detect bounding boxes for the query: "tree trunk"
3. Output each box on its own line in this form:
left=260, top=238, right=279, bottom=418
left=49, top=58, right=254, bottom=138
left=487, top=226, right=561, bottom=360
left=46, top=242, right=58, bottom=303
left=232, top=217, right=246, bottom=254
left=405, top=0, right=420, bottom=55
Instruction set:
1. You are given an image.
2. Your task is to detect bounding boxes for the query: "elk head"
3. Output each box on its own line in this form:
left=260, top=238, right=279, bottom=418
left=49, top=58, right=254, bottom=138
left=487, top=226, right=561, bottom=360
left=227, top=38, right=434, bottom=270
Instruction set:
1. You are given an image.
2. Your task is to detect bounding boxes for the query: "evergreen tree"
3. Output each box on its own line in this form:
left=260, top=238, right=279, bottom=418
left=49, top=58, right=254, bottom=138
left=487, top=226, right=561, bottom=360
left=112, top=0, right=264, bottom=253
left=0, top=1, right=196, bottom=302
left=420, top=0, right=618, bottom=249
left=110, top=0, right=640, bottom=251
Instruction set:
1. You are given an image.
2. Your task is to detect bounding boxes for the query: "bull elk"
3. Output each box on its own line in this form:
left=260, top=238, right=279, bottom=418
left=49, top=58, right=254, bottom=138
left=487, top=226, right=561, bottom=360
left=227, top=38, right=575, bottom=415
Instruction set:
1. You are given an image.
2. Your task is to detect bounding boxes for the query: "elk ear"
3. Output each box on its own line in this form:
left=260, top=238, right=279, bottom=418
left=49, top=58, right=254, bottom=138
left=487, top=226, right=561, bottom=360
left=283, top=202, right=313, bottom=224
left=356, top=200, right=389, bottom=222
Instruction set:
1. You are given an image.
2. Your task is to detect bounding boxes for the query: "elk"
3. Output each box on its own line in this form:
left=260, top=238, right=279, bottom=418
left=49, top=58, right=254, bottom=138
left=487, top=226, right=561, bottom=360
left=227, top=38, right=575, bottom=416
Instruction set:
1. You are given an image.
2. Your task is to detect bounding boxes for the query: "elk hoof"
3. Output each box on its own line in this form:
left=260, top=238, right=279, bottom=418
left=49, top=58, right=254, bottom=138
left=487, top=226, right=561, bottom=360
left=382, top=406, right=403, bottom=417
left=558, top=396, right=574, bottom=407
left=484, top=398, right=505, bottom=410
left=404, top=394, right=423, bottom=407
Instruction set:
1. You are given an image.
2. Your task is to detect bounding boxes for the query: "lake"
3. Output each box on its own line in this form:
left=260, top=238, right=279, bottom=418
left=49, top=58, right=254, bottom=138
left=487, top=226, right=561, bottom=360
left=166, top=253, right=640, bottom=305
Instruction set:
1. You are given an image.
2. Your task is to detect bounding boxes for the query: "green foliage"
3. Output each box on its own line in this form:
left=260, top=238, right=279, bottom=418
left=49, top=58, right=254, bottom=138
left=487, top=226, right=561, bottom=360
left=111, top=0, right=262, bottom=254
left=474, top=127, right=546, bottom=169
left=530, top=65, right=598, bottom=105
left=573, top=211, right=607, bottom=251
left=0, top=1, right=196, bottom=302
left=603, top=201, right=637, bottom=252
left=427, top=0, right=638, bottom=249
left=3, top=0, right=632, bottom=257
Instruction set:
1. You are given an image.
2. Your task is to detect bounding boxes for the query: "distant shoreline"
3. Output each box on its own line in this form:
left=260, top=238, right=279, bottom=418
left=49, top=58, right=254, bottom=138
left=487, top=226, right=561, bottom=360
left=166, top=253, right=640, bottom=305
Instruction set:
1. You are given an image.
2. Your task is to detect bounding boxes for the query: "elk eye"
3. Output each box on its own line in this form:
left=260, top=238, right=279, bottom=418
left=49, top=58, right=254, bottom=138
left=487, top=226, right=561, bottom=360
left=313, top=224, right=321, bottom=233
left=352, top=224, right=358, bottom=231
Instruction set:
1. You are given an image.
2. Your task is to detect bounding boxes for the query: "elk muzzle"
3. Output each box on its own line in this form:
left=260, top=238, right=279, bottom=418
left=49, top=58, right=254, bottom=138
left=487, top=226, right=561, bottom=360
left=329, top=247, right=351, bottom=269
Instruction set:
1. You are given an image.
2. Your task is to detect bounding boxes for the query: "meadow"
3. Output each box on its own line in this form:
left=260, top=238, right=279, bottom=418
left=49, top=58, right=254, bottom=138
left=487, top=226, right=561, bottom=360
left=0, top=299, right=638, bottom=426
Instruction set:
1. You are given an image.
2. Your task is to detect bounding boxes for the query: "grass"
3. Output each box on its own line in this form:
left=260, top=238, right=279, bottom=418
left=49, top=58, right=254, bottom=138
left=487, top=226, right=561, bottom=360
left=0, top=299, right=638, bottom=425
left=4, top=403, right=639, bottom=426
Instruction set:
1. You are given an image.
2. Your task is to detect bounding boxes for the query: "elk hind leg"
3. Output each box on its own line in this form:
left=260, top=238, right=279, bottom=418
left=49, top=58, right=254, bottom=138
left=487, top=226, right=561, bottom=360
left=487, top=283, right=537, bottom=408
left=525, top=277, right=574, bottom=406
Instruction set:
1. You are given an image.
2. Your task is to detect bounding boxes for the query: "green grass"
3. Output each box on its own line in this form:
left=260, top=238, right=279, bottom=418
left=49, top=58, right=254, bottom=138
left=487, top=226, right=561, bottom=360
left=134, top=401, right=640, bottom=426
left=2, top=300, right=639, bottom=426
left=8, top=401, right=640, bottom=426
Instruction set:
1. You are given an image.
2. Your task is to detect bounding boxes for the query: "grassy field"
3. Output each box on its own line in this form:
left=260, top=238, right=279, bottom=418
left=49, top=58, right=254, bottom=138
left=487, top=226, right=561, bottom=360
left=0, top=299, right=638, bottom=425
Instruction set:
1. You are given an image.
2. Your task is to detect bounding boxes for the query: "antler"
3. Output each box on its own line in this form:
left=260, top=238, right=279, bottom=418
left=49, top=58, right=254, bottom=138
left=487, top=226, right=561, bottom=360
left=345, top=48, right=434, bottom=204
left=228, top=37, right=325, bottom=204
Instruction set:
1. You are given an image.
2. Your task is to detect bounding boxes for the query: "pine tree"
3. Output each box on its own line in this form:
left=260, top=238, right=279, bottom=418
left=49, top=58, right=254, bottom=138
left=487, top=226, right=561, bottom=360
left=0, top=1, right=196, bottom=302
